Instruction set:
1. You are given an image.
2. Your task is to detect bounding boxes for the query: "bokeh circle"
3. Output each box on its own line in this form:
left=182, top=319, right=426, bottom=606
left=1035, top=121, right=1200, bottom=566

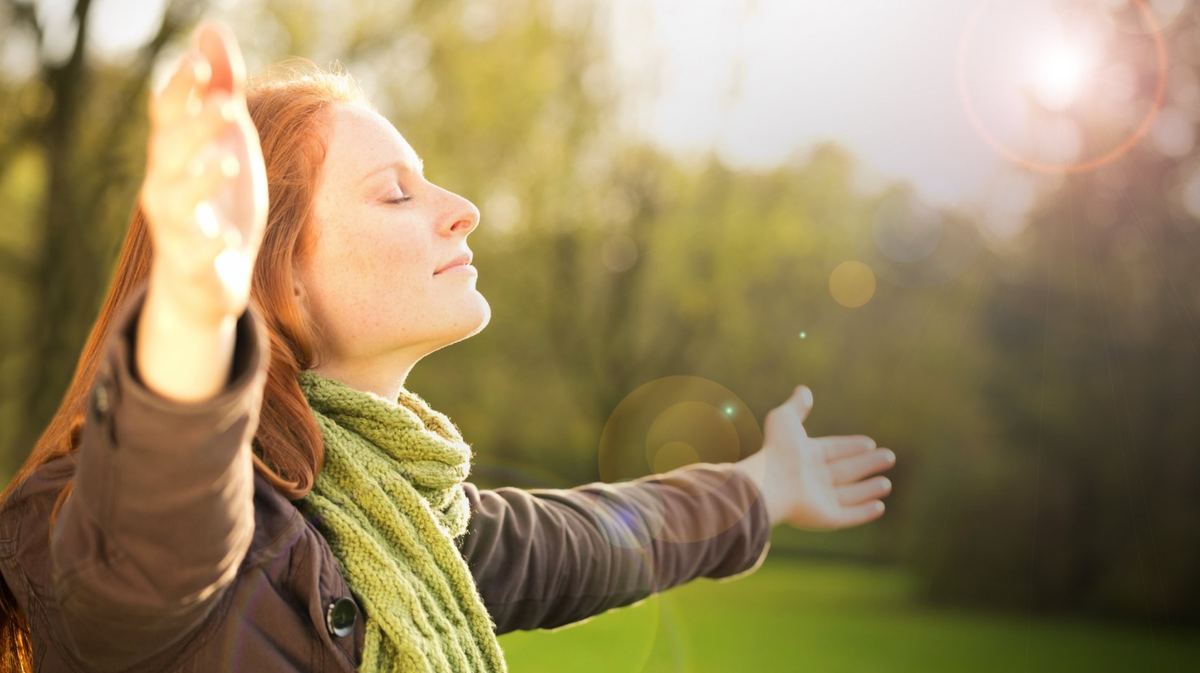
left=829, top=261, right=877, bottom=308
left=597, top=375, right=764, bottom=545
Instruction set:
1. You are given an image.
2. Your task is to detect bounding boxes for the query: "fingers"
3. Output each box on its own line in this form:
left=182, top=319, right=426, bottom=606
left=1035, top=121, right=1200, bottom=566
left=142, top=146, right=239, bottom=235
left=150, top=51, right=211, bottom=127
left=828, top=447, right=896, bottom=486
left=835, top=475, right=892, bottom=506
left=194, top=21, right=246, bottom=95
left=816, top=435, right=876, bottom=461
left=143, top=21, right=248, bottom=244
left=149, top=20, right=245, bottom=125
left=149, top=92, right=239, bottom=178
left=137, top=20, right=262, bottom=326
left=835, top=500, right=886, bottom=528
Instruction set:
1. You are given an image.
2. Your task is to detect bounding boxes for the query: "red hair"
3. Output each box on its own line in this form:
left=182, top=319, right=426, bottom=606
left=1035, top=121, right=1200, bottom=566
left=0, top=60, right=372, bottom=672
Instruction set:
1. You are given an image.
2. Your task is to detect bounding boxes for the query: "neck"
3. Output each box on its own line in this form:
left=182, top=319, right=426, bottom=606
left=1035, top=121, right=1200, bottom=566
left=310, top=354, right=421, bottom=401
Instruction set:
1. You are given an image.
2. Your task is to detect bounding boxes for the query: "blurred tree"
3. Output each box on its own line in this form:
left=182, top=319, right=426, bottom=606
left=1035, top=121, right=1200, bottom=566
left=0, top=0, right=207, bottom=474
left=914, top=0, right=1200, bottom=624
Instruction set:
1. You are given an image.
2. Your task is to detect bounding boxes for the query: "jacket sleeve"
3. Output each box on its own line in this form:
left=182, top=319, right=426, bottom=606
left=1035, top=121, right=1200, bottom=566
left=458, top=462, right=772, bottom=634
left=49, top=281, right=269, bottom=672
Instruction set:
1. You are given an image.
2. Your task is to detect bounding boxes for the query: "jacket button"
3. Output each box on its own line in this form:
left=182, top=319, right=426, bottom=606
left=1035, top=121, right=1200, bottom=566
left=91, top=382, right=111, bottom=419
left=326, top=597, right=357, bottom=638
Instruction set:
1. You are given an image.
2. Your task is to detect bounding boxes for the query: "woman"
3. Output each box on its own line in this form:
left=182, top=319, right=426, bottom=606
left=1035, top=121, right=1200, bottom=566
left=0, top=22, right=896, bottom=672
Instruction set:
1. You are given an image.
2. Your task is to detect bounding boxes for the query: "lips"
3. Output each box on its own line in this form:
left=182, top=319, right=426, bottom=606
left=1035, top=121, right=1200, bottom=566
left=435, top=252, right=473, bottom=274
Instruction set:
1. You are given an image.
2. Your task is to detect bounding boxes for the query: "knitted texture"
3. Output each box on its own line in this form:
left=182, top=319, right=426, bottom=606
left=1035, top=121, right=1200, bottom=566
left=295, top=370, right=506, bottom=672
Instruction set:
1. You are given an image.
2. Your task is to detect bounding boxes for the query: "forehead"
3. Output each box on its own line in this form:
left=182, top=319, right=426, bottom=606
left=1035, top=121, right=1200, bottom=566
left=322, top=103, right=421, bottom=180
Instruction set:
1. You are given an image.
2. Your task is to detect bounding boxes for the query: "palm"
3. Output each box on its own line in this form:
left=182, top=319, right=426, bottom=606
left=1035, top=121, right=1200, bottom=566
left=786, top=441, right=850, bottom=528
left=142, top=22, right=267, bottom=326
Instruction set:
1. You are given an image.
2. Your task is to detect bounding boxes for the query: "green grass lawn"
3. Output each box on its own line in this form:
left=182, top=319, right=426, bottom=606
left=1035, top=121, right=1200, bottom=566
left=497, top=556, right=1198, bottom=672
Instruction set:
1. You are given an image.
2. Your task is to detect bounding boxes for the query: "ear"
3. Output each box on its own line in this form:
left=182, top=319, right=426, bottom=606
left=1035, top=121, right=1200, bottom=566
left=291, top=272, right=306, bottom=301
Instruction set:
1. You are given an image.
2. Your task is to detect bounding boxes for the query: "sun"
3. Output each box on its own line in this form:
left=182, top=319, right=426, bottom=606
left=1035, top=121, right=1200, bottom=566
left=1032, top=43, right=1093, bottom=111
left=958, top=0, right=1168, bottom=174
left=1040, top=46, right=1085, bottom=96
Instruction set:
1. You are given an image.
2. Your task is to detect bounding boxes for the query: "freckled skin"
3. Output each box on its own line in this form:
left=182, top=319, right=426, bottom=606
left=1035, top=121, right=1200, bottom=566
left=295, top=103, right=488, bottom=399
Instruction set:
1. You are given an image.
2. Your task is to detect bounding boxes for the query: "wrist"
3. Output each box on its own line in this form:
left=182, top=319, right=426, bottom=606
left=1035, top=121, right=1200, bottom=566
left=137, top=281, right=238, bottom=403
left=147, top=262, right=240, bottom=331
left=733, top=451, right=780, bottom=527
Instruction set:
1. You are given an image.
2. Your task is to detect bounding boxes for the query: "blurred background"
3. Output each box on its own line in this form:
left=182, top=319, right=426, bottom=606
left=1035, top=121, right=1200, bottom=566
left=2, top=0, right=1199, bottom=670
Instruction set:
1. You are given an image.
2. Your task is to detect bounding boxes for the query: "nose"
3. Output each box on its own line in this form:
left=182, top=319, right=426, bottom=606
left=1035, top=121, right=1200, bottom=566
left=442, top=189, right=480, bottom=237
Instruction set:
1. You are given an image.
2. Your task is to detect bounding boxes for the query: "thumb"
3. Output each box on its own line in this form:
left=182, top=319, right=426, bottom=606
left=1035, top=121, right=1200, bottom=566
left=792, top=385, right=814, bottom=423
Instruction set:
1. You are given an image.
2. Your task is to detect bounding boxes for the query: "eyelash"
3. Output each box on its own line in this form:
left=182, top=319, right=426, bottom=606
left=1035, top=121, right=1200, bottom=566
left=385, top=195, right=412, bottom=205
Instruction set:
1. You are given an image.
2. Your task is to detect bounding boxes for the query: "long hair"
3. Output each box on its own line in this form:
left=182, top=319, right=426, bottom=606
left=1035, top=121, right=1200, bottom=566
left=0, top=60, right=372, bottom=672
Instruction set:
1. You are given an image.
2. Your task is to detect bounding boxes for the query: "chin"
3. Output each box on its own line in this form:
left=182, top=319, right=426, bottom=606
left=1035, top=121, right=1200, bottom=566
left=450, top=293, right=492, bottom=342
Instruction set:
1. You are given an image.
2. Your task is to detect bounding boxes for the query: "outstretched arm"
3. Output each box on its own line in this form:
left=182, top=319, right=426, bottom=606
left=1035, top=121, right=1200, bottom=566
left=457, top=462, right=771, bottom=635
left=458, top=384, right=897, bottom=635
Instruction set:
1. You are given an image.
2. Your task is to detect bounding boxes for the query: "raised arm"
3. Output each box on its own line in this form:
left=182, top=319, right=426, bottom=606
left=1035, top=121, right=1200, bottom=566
left=457, top=462, right=771, bottom=634
left=50, top=282, right=268, bottom=670
left=48, top=22, right=271, bottom=671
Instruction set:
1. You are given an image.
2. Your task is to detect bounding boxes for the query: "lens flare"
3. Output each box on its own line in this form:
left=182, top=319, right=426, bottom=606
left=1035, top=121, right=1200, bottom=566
left=958, top=0, right=1168, bottom=174
left=597, top=375, right=763, bottom=544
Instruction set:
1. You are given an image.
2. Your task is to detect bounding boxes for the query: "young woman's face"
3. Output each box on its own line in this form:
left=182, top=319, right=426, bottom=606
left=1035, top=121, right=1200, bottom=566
left=296, top=103, right=488, bottom=394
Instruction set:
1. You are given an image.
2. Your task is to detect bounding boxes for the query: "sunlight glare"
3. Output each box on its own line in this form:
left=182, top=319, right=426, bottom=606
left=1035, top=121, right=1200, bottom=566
left=1034, top=44, right=1091, bottom=111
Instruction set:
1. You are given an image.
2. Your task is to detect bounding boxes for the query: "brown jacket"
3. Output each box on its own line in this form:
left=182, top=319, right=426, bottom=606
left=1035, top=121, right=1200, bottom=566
left=0, top=283, right=771, bottom=672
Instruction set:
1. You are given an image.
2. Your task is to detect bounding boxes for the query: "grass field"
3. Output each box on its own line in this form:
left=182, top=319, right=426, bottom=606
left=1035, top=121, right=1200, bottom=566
left=497, top=556, right=1198, bottom=672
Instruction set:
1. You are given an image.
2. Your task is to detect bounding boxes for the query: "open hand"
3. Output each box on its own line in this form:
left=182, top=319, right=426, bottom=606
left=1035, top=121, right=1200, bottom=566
left=140, top=21, right=267, bottom=327
left=735, top=386, right=896, bottom=530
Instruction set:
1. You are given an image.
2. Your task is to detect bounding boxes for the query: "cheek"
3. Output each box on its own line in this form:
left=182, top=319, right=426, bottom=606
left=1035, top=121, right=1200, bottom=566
left=352, top=227, right=428, bottom=292
left=306, top=215, right=432, bottom=348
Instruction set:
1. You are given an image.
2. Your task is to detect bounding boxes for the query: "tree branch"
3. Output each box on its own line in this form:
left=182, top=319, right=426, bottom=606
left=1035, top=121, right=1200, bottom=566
left=3, top=0, right=46, bottom=53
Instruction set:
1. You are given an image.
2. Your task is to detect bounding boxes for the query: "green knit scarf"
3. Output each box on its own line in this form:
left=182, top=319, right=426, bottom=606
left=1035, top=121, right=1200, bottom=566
left=294, top=370, right=507, bottom=672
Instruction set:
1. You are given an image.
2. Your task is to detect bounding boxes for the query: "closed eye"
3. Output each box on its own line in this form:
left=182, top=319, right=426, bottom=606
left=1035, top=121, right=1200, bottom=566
left=385, top=195, right=412, bottom=205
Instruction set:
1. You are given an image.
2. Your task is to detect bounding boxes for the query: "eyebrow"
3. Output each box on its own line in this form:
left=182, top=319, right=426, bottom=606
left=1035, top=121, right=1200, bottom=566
left=359, top=156, right=426, bottom=185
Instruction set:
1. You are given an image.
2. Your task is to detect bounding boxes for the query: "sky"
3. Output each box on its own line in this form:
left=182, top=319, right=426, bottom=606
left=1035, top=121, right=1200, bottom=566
left=601, top=0, right=1193, bottom=239
left=605, top=0, right=998, bottom=202
left=20, top=0, right=1196, bottom=239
